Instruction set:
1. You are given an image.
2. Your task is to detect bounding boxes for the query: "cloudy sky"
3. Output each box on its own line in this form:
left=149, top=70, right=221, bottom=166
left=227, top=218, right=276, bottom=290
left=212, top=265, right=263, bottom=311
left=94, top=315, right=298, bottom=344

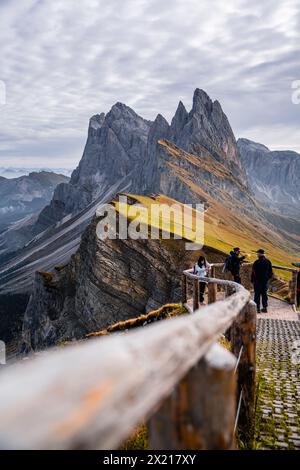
left=0, top=0, right=299, bottom=169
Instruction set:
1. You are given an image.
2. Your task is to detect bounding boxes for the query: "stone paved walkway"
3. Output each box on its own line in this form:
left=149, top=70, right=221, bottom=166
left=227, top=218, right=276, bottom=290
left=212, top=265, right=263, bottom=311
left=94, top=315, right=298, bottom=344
left=255, top=297, right=300, bottom=449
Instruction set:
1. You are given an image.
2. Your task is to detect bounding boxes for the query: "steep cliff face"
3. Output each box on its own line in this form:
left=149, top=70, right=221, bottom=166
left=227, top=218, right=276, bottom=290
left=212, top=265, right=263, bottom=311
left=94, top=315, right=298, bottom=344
left=0, top=88, right=249, bottom=286
left=140, top=89, right=246, bottom=193
left=22, top=213, right=197, bottom=351
left=145, top=138, right=253, bottom=210
left=142, top=141, right=300, bottom=252
left=238, top=138, right=300, bottom=218
left=172, top=89, right=244, bottom=177
left=36, top=105, right=151, bottom=233
left=37, top=90, right=243, bottom=233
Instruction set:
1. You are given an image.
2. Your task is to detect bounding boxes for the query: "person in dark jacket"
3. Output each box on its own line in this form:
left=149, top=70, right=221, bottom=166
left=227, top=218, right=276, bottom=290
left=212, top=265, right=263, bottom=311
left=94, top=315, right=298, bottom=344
left=251, top=249, right=273, bottom=313
left=229, top=247, right=246, bottom=284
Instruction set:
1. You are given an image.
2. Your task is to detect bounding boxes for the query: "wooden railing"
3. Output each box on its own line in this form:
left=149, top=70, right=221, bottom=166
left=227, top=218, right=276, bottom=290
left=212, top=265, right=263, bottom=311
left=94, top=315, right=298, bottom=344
left=0, top=269, right=257, bottom=450
left=181, top=269, right=256, bottom=443
left=200, top=262, right=298, bottom=306
left=272, top=264, right=298, bottom=306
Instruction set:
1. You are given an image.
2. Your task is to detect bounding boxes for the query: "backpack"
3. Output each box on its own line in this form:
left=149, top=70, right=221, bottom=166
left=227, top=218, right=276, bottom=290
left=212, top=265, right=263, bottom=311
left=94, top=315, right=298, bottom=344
left=223, top=255, right=233, bottom=273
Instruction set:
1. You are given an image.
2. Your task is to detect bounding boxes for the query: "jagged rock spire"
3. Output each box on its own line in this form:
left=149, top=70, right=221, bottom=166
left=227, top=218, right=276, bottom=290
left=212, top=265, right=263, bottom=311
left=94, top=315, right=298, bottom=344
left=170, top=101, right=188, bottom=139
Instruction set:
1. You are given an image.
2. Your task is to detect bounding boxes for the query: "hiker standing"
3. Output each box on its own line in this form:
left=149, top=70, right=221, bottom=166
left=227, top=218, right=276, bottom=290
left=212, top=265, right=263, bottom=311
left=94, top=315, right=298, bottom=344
left=194, top=255, right=211, bottom=305
left=225, top=247, right=246, bottom=284
left=251, top=249, right=273, bottom=313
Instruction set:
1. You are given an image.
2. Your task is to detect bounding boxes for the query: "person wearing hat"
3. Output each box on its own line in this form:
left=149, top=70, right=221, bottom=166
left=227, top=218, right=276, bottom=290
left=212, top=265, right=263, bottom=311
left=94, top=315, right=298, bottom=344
left=251, top=249, right=273, bottom=313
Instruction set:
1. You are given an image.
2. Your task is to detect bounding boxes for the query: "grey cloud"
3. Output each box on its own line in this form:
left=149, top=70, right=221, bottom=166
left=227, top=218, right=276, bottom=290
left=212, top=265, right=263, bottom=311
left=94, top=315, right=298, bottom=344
left=0, top=0, right=299, bottom=169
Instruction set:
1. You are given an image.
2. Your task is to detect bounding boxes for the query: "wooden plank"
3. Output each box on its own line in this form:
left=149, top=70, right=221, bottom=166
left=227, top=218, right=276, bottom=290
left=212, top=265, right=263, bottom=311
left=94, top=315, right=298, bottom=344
left=148, top=343, right=237, bottom=450
left=193, top=279, right=199, bottom=311
left=208, top=282, right=217, bottom=304
left=231, top=300, right=256, bottom=438
left=181, top=274, right=187, bottom=304
left=0, top=280, right=250, bottom=450
left=289, top=271, right=298, bottom=305
left=273, top=264, right=298, bottom=273
left=207, top=266, right=217, bottom=304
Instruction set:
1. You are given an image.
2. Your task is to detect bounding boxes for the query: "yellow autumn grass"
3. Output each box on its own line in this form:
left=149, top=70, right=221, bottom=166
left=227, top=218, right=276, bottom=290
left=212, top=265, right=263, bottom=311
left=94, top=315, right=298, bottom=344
left=113, top=193, right=298, bottom=275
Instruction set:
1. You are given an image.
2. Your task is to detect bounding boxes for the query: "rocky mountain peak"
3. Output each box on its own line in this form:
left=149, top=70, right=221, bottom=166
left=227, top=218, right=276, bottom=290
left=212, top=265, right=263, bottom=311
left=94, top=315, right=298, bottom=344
left=168, top=89, right=243, bottom=176
left=89, top=113, right=105, bottom=128
left=138, top=113, right=170, bottom=193
left=0, top=88, right=249, bottom=260
left=107, top=101, right=147, bottom=124
left=88, top=113, right=105, bottom=140
left=170, top=100, right=188, bottom=138
left=191, top=88, right=213, bottom=115
left=152, top=113, right=169, bottom=130
left=238, top=138, right=270, bottom=154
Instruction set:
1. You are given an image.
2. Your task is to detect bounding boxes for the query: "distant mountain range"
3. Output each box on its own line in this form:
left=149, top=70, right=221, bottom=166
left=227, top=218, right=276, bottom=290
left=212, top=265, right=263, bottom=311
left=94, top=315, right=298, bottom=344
left=0, top=167, right=73, bottom=179
left=238, top=138, right=300, bottom=219
left=0, top=170, right=69, bottom=235
left=0, top=88, right=299, bottom=353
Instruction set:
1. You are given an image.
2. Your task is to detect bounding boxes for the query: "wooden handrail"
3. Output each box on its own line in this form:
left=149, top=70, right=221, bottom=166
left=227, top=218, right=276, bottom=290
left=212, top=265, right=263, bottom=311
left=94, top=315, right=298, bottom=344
left=182, top=268, right=257, bottom=441
left=272, top=264, right=298, bottom=273
left=208, top=262, right=298, bottom=306
left=0, top=275, right=250, bottom=450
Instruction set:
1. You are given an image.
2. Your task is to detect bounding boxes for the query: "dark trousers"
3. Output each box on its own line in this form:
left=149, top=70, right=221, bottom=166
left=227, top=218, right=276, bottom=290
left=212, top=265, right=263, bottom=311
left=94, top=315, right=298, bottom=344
left=254, top=281, right=268, bottom=310
left=233, top=274, right=241, bottom=284
left=199, top=282, right=206, bottom=303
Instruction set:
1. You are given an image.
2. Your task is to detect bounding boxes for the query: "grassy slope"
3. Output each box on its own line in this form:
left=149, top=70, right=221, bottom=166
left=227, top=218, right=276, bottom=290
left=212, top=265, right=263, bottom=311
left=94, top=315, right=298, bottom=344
left=159, top=140, right=299, bottom=267
left=114, top=192, right=298, bottom=271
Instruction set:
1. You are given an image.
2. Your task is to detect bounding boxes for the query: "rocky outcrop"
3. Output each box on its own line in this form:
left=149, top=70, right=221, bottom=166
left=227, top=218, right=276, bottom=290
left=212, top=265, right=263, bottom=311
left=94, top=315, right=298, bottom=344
left=146, top=138, right=253, bottom=209
left=22, top=214, right=197, bottom=350
left=140, top=113, right=170, bottom=193
left=142, top=89, right=246, bottom=191
left=238, top=138, right=300, bottom=218
left=172, top=89, right=245, bottom=180
left=36, top=104, right=151, bottom=233
left=170, top=101, right=189, bottom=140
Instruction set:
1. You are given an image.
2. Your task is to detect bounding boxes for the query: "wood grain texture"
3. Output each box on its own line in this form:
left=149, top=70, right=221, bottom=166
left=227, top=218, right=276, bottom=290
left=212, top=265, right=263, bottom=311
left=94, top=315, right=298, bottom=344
left=148, top=343, right=237, bottom=450
left=193, top=279, right=199, bottom=311
left=231, top=300, right=257, bottom=435
left=0, top=275, right=249, bottom=450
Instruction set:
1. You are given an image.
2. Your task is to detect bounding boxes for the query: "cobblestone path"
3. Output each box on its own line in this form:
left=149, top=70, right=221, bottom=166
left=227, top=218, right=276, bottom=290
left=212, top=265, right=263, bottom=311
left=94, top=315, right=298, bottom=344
left=255, top=297, right=300, bottom=449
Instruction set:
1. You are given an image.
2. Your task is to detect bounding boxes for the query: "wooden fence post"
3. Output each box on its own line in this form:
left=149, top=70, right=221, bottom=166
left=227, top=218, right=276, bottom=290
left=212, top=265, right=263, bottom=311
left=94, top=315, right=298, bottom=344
left=224, top=283, right=235, bottom=340
left=208, top=282, right=217, bottom=304
left=193, top=279, right=199, bottom=311
left=289, top=271, right=298, bottom=306
left=181, top=274, right=187, bottom=304
left=207, top=267, right=217, bottom=304
left=230, top=300, right=256, bottom=438
left=148, top=343, right=237, bottom=450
